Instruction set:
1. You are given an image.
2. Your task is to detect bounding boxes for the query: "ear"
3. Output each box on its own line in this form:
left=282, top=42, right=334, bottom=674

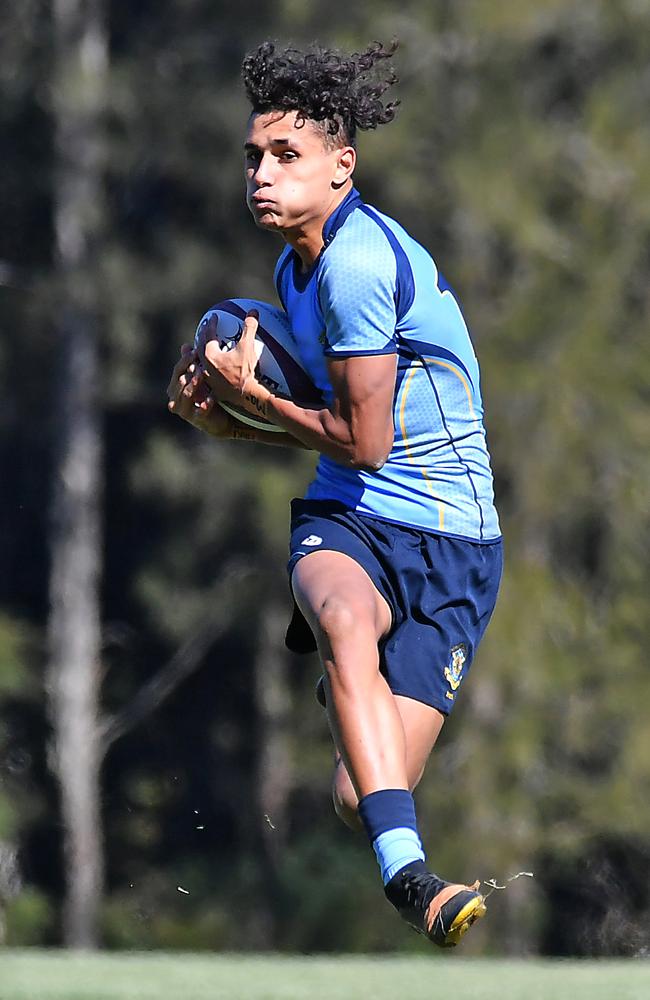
left=332, top=145, right=356, bottom=187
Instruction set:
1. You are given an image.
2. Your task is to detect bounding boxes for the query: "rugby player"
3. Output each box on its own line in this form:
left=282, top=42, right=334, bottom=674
left=168, top=39, right=502, bottom=947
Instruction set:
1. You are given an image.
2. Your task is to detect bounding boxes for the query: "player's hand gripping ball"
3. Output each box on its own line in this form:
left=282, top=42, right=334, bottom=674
left=194, top=298, right=321, bottom=431
left=166, top=345, right=234, bottom=438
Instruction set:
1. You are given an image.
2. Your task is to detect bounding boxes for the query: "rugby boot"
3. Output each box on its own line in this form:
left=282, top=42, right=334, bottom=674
left=384, top=860, right=486, bottom=947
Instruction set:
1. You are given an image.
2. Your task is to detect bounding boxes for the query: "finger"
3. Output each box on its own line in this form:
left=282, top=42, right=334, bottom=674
left=197, top=314, right=218, bottom=335
left=181, top=371, right=204, bottom=399
left=196, top=315, right=218, bottom=355
left=198, top=321, right=220, bottom=368
left=179, top=364, right=200, bottom=387
left=195, top=395, right=214, bottom=413
left=175, top=351, right=195, bottom=373
left=173, top=369, right=191, bottom=399
left=242, top=309, right=259, bottom=342
left=169, top=353, right=194, bottom=391
left=181, top=343, right=194, bottom=356
left=204, top=340, right=224, bottom=367
left=167, top=373, right=184, bottom=400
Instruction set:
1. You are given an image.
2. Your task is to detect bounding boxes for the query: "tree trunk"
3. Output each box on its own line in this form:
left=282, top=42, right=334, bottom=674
left=250, top=596, right=294, bottom=947
left=0, top=841, right=22, bottom=944
left=46, top=0, right=108, bottom=950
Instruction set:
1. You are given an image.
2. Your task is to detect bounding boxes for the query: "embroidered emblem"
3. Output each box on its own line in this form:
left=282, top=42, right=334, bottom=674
left=444, top=643, right=467, bottom=692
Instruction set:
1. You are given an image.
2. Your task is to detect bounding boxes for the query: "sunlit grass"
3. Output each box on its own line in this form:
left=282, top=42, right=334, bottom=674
left=1, top=951, right=649, bottom=1000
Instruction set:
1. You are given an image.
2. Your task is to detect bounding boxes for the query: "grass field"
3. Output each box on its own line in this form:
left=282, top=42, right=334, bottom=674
left=1, top=951, right=649, bottom=1000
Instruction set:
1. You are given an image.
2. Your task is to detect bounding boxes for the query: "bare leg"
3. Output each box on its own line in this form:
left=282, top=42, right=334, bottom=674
left=331, top=696, right=445, bottom=830
left=291, top=549, right=402, bottom=797
left=294, top=552, right=486, bottom=946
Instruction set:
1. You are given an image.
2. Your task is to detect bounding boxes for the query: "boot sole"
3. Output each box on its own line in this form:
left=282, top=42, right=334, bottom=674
left=439, top=894, right=486, bottom=947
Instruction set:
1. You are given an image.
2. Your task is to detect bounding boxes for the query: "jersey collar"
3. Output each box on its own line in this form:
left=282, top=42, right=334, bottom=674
left=322, top=186, right=364, bottom=249
left=290, top=186, right=363, bottom=291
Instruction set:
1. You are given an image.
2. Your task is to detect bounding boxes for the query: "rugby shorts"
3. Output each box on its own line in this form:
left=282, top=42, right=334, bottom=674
left=286, top=498, right=503, bottom=715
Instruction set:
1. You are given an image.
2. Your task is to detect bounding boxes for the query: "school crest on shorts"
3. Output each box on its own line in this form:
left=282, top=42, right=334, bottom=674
left=444, top=643, right=468, bottom=693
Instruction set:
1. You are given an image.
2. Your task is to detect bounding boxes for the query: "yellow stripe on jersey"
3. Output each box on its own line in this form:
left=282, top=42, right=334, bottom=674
left=425, top=358, right=476, bottom=417
left=399, top=357, right=477, bottom=532
left=398, top=366, right=445, bottom=531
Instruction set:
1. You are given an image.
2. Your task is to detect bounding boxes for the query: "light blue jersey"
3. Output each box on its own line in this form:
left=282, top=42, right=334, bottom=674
left=275, top=187, right=500, bottom=541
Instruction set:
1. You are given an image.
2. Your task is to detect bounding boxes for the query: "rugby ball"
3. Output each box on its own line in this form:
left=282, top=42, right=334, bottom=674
left=194, top=298, right=321, bottom=432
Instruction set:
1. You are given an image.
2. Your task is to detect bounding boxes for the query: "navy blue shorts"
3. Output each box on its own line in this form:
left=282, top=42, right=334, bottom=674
left=287, top=499, right=503, bottom=715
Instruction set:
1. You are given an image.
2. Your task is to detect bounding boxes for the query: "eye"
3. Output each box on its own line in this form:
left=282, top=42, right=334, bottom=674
left=280, top=150, right=298, bottom=162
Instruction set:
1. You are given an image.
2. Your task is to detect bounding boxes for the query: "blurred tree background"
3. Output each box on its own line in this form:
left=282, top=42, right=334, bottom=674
left=1, top=0, right=649, bottom=957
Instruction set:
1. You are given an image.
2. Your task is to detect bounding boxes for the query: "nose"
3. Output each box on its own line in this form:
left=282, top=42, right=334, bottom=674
left=253, top=151, right=274, bottom=186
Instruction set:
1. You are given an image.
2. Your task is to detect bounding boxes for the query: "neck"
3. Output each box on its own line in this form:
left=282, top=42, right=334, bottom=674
left=285, top=182, right=353, bottom=270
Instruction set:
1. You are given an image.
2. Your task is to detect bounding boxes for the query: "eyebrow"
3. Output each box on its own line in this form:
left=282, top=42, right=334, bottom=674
left=244, top=138, right=291, bottom=151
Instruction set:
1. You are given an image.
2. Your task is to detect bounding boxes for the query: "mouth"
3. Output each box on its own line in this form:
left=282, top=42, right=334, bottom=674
left=250, top=191, right=277, bottom=208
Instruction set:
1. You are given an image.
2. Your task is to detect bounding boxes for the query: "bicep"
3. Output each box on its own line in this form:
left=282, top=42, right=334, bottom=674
left=327, top=353, right=397, bottom=468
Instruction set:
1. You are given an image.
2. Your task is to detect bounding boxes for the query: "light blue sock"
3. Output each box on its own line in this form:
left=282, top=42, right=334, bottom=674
left=373, top=827, right=425, bottom=885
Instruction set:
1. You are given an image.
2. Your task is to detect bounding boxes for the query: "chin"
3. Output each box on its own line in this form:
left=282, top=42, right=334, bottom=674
left=254, top=215, right=284, bottom=232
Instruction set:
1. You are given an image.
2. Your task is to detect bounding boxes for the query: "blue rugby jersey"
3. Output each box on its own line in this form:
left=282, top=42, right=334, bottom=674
left=274, top=187, right=500, bottom=541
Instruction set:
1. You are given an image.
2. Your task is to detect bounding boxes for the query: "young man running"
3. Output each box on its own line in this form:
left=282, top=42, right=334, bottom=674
left=168, top=40, right=502, bottom=948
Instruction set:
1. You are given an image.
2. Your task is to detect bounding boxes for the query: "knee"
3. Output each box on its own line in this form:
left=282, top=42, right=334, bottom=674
left=314, top=597, right=377, bottom=688
left=316, top=594, right=362, bottom=644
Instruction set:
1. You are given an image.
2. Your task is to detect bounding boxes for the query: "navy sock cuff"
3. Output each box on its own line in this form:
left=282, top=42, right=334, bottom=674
left=357, top=789, right=418, bottom=843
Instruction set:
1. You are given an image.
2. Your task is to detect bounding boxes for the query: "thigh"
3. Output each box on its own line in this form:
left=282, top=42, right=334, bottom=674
left=291, top=549, right=392, bottom=643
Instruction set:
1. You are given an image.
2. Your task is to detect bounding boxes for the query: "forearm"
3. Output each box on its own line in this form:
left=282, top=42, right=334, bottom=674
left=230, top=420, right=313, bottom=449
left=241, top=384, right=376, bottom=469
left=184, top=402, right=310, bottom=449
left=202, top=351, right=394, bottom=468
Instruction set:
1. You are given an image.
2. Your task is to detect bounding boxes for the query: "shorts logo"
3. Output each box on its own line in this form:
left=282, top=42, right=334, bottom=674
left=300, top=535, right=323, bottom=547
left=444, top=643, right=467, bottom=692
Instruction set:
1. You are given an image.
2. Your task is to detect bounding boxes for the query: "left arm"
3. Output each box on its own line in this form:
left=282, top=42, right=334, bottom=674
left=201, top=315, right=396, bottom=471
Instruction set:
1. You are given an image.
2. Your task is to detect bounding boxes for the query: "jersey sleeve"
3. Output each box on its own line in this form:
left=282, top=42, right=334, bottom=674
left=317, top=221, right=398, bottom=357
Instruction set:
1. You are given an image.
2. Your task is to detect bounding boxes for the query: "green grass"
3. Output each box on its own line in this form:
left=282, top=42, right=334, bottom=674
left=0, top=951, right=649, bottom=1000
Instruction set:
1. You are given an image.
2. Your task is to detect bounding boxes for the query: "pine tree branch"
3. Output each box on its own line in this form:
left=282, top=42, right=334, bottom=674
left=98, top=560, right=252, bottom=753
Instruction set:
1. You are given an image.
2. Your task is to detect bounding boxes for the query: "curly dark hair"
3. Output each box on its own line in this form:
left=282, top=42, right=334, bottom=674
left=241, top=40, right=399, bottom=146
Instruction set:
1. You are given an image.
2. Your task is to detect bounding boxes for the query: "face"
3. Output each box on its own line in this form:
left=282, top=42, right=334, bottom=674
left=244, top=110, right=355, bottom=236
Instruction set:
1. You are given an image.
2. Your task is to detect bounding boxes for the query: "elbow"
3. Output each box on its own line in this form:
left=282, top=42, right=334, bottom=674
left=352, top=456, right=388, bottom=473
left=328, top=419, right=393, bottom=472
left=346, top=430, right=393, bottom=472
left=348, top=445, right=391, bottom=473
